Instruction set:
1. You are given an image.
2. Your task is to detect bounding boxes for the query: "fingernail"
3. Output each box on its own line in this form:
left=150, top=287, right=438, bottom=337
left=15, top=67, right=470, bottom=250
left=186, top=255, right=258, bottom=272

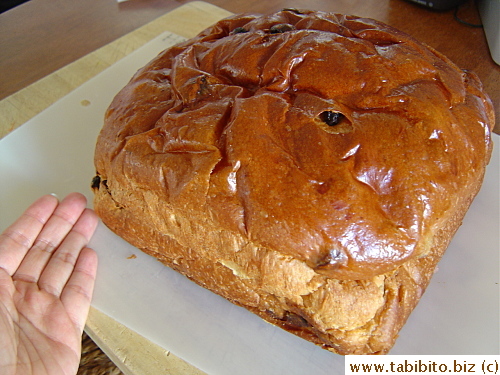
left=50, top=193, right=59, bottom=198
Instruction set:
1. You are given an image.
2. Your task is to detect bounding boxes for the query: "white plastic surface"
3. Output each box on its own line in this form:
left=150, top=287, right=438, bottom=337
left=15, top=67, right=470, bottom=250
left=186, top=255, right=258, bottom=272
left=0, top=32, right=498, bottom=375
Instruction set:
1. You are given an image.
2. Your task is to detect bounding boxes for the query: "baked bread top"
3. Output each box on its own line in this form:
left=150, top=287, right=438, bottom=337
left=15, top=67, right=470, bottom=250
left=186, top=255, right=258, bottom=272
left=95, top=9, right=494, bottom=280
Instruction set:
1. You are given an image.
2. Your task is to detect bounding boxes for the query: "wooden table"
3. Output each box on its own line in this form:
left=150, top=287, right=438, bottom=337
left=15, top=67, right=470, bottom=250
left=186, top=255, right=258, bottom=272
left=0, top=1, right=498, bottom=374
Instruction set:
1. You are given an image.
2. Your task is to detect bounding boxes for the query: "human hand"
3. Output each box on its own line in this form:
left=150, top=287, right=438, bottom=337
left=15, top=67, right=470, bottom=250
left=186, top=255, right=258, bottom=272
left=0, top=193, right=98, bottom=375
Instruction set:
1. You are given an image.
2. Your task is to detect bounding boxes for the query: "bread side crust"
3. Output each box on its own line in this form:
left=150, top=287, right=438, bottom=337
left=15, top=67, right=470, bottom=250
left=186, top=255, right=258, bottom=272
left=93, top=164, right=484, bottom=354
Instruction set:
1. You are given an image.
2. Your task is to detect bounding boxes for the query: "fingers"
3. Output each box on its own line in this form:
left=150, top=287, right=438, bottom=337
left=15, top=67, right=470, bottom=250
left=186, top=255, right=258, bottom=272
left=37, top=208, right=98, bottom=297
left=0, top=194, right=59, bottom=276
left=12, top=193, right=89, bottom=283
left=61, top=246, right=98, bottom=332
left=0, top=192, right=100, bottom=337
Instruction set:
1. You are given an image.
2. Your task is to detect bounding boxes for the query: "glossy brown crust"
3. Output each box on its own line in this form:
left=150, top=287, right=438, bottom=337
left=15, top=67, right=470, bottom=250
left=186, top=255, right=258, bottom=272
left=93, top=10, right=494, bottom=353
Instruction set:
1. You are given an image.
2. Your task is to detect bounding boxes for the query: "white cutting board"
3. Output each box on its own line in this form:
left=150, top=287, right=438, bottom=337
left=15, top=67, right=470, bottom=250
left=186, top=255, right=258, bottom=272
left=0, top=32, right=498, bottom=374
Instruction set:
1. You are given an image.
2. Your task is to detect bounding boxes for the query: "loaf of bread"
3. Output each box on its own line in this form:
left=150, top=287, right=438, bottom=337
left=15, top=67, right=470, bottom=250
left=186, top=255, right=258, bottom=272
left=92, top=9, right=494, bottom=354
